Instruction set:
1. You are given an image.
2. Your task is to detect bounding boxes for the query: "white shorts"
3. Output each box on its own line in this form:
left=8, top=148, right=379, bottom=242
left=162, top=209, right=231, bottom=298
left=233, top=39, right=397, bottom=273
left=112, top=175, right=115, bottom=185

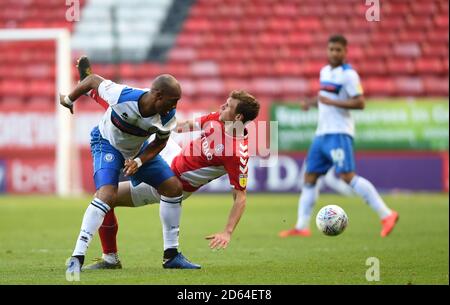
left=130, top=136, right=192, bottom=207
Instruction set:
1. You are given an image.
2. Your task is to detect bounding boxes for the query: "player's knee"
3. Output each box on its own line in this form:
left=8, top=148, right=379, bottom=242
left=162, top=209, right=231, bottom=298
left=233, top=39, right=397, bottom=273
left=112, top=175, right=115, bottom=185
left=95, top=186, right=118, bottom=207
left=339, top=173, right=355, bottom=184
left=158, top=177, right=183, bottom=198
left=304, top=173, right=319, bottom=185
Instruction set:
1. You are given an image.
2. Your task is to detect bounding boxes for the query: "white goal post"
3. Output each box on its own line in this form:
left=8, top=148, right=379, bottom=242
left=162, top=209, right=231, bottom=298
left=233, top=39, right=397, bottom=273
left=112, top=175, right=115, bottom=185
left=0, top=28, right=80, bottom=197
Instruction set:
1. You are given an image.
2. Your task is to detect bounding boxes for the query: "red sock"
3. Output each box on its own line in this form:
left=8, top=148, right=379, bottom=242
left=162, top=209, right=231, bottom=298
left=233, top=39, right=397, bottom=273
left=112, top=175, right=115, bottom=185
left=99, top=209, right=118, bottom=254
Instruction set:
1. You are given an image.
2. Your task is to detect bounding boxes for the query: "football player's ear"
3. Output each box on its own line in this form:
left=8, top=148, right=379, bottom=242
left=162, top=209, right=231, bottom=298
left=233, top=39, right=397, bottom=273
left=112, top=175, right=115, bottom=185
left=152, top=88, right=163, bottom=101
left=235, top=113, right=244, bottom=122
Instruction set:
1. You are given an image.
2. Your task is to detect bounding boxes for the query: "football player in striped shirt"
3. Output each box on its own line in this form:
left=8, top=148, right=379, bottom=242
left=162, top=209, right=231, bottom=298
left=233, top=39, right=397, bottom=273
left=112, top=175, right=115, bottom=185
left=61, top=65, right=201, bottom=280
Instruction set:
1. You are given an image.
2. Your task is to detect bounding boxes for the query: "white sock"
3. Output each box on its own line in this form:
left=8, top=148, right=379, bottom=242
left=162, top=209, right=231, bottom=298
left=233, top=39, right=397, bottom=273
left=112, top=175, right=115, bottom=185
left=316, top=176, right=325, bottom=192
left=72, top=198, right=111, bottom=257
left=324, top=169, right=354, bottom=196
left=350, top=176, right=391, bottom=219
left=295, top=184, right=318, bottom=230
left=102, top=253, right=119, bottom=264
left=159, top=195, right=183, bottom=250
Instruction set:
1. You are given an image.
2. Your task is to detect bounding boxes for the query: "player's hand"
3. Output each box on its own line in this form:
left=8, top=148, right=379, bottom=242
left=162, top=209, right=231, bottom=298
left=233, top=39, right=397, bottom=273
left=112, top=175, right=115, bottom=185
left=59, top=94, right=74, bottom=114
left=205, top=232, right=231, bottom=250
left=123, top=159, right=139, bottom=176
left=300, top=99, right=310, bottom=111
left=318, top=95, right=333, bottom=105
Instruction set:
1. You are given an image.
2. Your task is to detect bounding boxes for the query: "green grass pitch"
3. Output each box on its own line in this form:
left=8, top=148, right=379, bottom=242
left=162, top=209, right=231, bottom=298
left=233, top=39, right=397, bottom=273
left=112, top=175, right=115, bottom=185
left=0, top=193, right=448, bottom=285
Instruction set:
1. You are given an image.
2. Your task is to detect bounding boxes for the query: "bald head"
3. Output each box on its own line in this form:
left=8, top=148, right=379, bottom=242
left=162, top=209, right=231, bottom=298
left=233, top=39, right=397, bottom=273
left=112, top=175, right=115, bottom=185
left=151, top=74, right=181, bottom=99
left=147, top=74, right=182, bottom=116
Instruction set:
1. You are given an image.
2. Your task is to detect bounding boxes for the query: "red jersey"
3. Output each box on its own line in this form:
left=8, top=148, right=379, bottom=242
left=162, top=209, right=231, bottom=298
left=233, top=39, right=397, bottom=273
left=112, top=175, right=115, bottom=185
left=171, top=112, right=249, bottom=192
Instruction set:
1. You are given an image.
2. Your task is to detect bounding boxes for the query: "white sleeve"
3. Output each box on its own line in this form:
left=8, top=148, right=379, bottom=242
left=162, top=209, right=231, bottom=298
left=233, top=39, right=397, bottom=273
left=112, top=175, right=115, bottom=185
left=156, top=129, right=171, bottom=140
left=344, top=70, right=364, bottom=97
left=97, top=80, right=126, bottom=106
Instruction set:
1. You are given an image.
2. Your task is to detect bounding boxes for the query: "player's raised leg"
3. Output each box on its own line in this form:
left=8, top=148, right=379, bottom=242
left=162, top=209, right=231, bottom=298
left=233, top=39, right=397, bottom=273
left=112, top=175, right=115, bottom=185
left=332, top=134, right=398, bottom=237
left=341, top=172, right=399, bottom=237
left=323, top=166, right=354, bottom=196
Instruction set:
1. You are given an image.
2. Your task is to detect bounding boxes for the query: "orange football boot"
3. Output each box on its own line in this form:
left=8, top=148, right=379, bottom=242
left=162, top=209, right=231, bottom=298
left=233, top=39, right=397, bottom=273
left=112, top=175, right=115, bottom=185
left=381, top=210, right=399, bottom=237
left=279, top=228, right=312, bottom=238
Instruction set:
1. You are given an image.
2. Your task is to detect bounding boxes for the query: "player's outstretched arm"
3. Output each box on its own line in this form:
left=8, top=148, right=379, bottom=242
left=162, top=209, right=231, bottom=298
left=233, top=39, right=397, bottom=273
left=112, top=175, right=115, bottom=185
left=123, top=136, right=169, bottom=176
left=205, top=189, right=246, bottom=250
left=59, top=74, right=104, bottom=114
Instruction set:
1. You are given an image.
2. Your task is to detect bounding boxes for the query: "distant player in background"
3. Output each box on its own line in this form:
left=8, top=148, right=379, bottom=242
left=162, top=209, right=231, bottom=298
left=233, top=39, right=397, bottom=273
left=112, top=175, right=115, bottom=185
left=61, top=61, right=202, bottom=280
left=85, top=89, right=259, bottom=270
left=279, top=34, right=399, bottom=238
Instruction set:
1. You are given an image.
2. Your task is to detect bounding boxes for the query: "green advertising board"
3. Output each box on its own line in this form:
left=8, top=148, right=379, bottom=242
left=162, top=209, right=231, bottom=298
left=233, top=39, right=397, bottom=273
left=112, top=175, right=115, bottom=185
left=271, top=99, right=449, bottom=151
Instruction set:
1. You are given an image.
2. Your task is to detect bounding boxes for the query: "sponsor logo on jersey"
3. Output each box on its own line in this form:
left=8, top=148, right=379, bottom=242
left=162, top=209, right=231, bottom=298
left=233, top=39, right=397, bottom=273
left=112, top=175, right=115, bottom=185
left=201, top=137, right=214, bottom=161
left=320, top=81, right=343, bottom=94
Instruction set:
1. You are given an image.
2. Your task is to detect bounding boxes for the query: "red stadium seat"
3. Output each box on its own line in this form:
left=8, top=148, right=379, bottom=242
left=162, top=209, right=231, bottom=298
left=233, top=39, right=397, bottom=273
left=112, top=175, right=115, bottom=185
left=393, top=43, right=422, bottom=58
left=357, top=61, right=387, bottom=77
left=220, top=62, right=249, bottom=78
left=280, top=78, right=310, bottom=95
left=384, top=2, right=410, bottom=16
left=394, top=77, right=424, bottom=96
left=386, top=59, right=416, bottom=75
left=363, top=78, right=395, bottom=96
left=250, top=78, right=281, bottom=96
left=0, top=0, right=447, bottom=102
left=423, top=77, right=449, bottom=96
left=0, top=97, right=26, bottom=110
left=0, top=80, right=27, bottom=97
left=434, top=15, right=449, bottom=29
left=421, top=43, right=448, bottom=57
left=273, top=61, right=302, bottom=77
left=411, top=2, right=438, bottom=16
left=27, top=97, right=54, bottom=111
left=416, top=58, right=446, bottom=75
left=223, top=78, right=252, bottom=95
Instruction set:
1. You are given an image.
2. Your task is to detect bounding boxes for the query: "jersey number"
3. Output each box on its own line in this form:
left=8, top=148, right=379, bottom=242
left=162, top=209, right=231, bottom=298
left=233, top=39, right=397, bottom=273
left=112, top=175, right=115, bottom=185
left=330, top=148, right=345, bottom=167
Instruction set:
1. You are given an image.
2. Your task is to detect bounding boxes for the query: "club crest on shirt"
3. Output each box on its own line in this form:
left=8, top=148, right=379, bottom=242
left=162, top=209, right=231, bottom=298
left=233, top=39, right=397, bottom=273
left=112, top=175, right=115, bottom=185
left=239, top=174, right=248, bottom=188
left=104, top=153, right=115, bottom=162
